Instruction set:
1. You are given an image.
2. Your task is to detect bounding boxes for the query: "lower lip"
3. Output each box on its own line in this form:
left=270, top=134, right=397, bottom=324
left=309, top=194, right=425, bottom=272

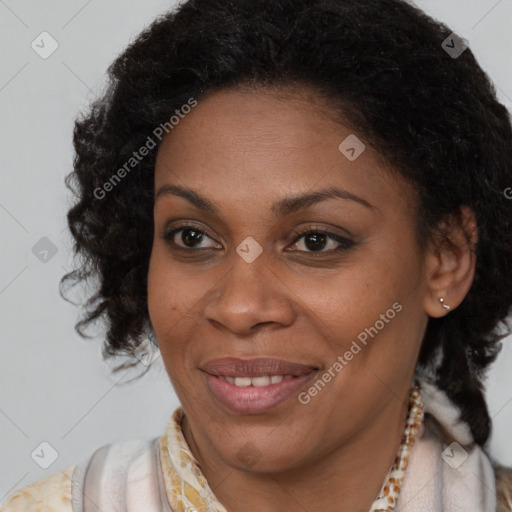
left=204, top=371, right=317, bottom=414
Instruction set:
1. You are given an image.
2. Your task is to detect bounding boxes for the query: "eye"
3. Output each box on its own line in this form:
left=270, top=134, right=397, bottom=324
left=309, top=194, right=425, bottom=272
left=163, top=225, right=221, bottom=250
left=162, top=224, right=355, bottom=255
left=288, top=227, right=355, bottom=255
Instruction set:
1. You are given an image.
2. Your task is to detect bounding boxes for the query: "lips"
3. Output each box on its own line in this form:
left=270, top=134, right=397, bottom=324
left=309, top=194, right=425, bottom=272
left=201, top=357, right=318, bottom=378
left=201, top=357, right=319, bottom=414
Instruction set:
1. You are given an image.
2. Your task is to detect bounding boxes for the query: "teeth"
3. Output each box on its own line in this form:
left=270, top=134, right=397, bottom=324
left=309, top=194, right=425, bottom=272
left=234, top=377, right=252, bottom=387
left=251, top=376, right=271, bottom=386
left=220, top=375, right=295, bottom=386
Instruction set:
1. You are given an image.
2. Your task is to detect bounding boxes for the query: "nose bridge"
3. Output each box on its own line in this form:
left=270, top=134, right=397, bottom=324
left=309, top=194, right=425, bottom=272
left=221, top=238, right=271, bottom=308
left=205, top=238, right=292, bottom=332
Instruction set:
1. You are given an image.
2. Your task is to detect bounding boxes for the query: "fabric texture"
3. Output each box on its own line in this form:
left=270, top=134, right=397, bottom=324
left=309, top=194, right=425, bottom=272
left=398, top=382, right=496, bottom=511
left=0, top=384, right=501, bottom=511
left=0, top=465, right=75, bottom=512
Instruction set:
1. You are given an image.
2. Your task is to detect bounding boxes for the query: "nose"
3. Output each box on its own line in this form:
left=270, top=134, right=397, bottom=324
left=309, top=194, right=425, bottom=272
left=204, top=248, right=295, bottom=335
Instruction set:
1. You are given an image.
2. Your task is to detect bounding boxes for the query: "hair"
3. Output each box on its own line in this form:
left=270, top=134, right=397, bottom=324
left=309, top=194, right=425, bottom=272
left=60, top=0, right=512, bottom=448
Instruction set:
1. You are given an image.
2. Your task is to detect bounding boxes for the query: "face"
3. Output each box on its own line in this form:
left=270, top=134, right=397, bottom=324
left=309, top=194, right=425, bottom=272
left=147, top=87, right=431, bottom=473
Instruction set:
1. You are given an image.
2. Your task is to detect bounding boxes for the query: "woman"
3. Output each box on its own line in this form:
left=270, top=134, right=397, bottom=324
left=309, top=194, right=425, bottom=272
left=2, top=0, right=512, bottom=510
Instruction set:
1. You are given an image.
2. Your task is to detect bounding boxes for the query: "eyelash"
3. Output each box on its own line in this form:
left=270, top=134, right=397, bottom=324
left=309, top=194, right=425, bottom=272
left=290, top=228, right=355, bottom=253
left=162, top=224, right=355, bottom=256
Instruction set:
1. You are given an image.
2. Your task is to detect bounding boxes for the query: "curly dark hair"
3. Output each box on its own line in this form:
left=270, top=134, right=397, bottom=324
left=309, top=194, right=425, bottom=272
left=60, top=0, right=512, bottom=447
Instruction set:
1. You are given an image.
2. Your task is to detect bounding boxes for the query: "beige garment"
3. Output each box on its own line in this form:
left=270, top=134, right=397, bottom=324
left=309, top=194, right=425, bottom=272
left=1, top=466, right=75, bottom=512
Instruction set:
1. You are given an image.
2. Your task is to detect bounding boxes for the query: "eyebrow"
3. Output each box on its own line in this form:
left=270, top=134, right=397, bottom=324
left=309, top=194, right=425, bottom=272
left=155, top=184, right=375, bottom=216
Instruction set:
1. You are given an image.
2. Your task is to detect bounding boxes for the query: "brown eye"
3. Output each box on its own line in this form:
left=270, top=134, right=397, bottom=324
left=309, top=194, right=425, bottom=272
left=288, top=229, right=354, bottom=255
left=163, top=226, right=221, bottom=250
left=161, top=224, right=354, bottom=255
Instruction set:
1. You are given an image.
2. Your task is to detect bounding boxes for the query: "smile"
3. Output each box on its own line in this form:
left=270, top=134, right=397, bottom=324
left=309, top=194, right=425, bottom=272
left=217, top=374, right=296, bottom=386
left=204, top=370, right=317, bottom=414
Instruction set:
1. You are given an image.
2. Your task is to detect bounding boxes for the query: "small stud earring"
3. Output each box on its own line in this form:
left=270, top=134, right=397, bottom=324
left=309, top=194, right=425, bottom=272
left=439, top=297, right=450, bottom=310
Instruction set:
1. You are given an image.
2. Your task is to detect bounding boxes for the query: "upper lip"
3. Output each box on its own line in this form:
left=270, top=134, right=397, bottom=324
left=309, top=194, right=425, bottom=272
left=201, top=357, right=318, bottom=378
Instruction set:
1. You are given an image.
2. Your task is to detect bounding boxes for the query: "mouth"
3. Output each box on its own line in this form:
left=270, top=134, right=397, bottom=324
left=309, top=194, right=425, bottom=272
left=201, top=357, right=319, bottom=414
left=216, top=374, right=297, bottom=386
left=201, top=356, right=318, bottom=378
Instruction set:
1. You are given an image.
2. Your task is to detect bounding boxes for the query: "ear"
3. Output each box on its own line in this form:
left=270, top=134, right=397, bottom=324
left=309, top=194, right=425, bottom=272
left=423, top=206, right=478, bottom=318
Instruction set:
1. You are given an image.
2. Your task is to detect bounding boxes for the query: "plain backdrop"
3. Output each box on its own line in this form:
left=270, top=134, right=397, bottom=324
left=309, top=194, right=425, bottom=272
left=1, top=0, right=511, bottom=499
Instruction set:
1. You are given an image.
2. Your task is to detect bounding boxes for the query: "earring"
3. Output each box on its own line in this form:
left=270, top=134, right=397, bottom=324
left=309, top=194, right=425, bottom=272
left=438, top=297, right=451, bottom=310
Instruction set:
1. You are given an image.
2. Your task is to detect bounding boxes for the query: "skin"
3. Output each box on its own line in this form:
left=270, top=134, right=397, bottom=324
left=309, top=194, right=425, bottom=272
left=147, top=86, right=476, bottom=512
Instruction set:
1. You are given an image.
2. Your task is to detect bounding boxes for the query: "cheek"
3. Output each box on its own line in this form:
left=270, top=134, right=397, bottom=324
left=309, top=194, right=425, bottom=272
left=298, top=263, right=399, bottom=338
left=147, top=250, right=189, bottom=341
left=308, top=243, right=423, bottom=368
left=147, top=252, right=168, bottom=326
left=146, top=248, right=216, bottom=377
left=147, top=254, right=193, bottom=387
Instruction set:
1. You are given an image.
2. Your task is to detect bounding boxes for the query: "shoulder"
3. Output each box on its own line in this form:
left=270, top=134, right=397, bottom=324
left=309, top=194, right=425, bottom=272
left=495, top=464, right=512, bottom=512
left=1, top=436, right=165, bottom=512
left=0, top=465, right=75, bottom=512
left=424, top=413, right=512, bottom=512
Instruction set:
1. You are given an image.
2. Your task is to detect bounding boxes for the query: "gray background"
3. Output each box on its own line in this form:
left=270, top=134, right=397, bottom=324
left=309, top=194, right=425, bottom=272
left=1, top=0, right=511, bottom=499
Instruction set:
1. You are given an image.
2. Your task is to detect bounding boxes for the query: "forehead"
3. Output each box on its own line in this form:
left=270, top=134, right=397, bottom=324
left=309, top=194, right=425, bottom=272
left=154, top=87, right=417, bottom=218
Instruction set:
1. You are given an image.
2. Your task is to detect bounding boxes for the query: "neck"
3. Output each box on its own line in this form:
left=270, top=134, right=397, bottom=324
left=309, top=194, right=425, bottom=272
left=181, top=395, right=410, bottom=512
